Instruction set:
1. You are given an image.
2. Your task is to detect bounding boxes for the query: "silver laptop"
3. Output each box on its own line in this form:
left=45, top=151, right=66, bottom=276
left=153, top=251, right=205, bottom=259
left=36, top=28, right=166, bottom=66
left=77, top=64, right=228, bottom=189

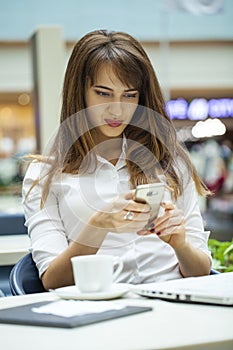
left=132, top=272, right=233, bottom=306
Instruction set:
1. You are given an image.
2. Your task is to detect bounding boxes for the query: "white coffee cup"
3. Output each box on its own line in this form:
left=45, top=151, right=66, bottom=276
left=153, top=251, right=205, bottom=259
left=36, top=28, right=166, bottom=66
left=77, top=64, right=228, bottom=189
left=71, top=254, right=123, bottom=293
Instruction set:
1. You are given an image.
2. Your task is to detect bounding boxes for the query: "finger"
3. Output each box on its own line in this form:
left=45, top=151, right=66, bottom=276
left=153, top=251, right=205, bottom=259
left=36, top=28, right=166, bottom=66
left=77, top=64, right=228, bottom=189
left=118, top=191, right=150, bottom=212
left=137, top=230, right=152, bottom=236
left=122, top=210, right=151, bottom=223
left=155, top=215, right=184, bottom=233
left=137, top=230, right=147, bottom=235
left=137, top=229, right=156, bottom=236
left=124, top=191, right=135, bottom=200
left=124, top=201, right=151, bottom=213
left=161, top=201, right=175, bottom=211
left=137, top=222, right=156, bottom=236
left=112, top=198, right=150, bottom=213
left=157, top=219, right=186, bottom=236
left=155, top=207, right=183, bottom=227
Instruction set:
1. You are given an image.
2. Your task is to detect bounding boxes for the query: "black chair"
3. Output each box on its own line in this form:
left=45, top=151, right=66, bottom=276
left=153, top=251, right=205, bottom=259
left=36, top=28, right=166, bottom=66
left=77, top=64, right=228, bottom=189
left=0, top=289, right=5, bottom=297
left=9, top=253, right=46, bottom=295
left=210, top=268, right=220, bottom=275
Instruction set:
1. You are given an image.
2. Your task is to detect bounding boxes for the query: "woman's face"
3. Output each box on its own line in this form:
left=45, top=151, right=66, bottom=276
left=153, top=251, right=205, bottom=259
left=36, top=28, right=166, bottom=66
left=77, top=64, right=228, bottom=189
left=85, top=64, right=139, bottom=142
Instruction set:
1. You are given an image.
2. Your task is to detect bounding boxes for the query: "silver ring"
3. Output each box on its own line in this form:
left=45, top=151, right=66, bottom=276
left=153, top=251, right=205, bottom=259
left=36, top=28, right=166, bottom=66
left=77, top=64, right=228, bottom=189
left=124, top=211, right=134, bottom=221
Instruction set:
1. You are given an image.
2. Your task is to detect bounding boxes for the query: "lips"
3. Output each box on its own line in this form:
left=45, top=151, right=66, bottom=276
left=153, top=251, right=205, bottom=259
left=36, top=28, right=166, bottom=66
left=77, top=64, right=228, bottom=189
left=105, top=119, right=123, bottom=128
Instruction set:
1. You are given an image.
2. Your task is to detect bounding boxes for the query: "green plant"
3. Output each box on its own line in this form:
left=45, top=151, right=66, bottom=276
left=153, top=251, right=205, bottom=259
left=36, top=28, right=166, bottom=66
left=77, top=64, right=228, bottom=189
left=208, top=239, right=233, bottom=272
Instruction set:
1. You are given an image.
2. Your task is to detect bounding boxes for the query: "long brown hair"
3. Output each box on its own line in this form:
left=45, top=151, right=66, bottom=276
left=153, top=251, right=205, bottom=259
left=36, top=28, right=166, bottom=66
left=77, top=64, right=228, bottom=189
left=28, top=29, right=210, bottom=206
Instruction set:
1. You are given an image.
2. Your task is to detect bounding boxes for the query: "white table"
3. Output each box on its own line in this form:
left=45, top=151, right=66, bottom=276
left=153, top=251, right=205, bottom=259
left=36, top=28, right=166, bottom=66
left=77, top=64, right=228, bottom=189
left=0, top=234, right=30, bottom=266
left=0, top=292, right=233, bottom=350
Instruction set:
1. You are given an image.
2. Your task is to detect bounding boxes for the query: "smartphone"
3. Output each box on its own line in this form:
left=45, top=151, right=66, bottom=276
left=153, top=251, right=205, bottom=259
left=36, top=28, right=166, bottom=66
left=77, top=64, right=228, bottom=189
left=135, top=183, right=165, bottom=229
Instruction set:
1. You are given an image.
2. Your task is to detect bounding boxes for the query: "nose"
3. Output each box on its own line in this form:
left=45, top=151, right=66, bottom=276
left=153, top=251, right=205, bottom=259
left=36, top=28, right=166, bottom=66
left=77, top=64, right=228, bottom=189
left=108, top=102, right=122, bottom=117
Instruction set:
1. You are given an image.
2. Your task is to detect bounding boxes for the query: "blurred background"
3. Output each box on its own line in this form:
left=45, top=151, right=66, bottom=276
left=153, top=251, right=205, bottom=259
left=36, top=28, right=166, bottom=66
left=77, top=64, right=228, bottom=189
left=0, top=0, right=232, bottom=243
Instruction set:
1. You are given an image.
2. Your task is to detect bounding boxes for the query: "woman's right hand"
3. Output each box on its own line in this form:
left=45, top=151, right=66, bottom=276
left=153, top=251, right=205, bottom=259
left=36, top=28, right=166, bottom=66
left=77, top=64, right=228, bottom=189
left=89, top=191, right=151, bottom=233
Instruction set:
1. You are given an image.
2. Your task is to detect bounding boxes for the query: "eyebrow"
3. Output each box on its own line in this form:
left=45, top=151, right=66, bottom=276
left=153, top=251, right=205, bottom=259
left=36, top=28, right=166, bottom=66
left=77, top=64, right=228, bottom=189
left=93, top=85, right=138, bottom=92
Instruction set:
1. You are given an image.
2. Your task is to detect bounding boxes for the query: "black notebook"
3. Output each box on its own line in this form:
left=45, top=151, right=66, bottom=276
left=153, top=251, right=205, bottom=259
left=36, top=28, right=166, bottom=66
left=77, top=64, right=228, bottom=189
left=0, top=301, right=152, bottom=328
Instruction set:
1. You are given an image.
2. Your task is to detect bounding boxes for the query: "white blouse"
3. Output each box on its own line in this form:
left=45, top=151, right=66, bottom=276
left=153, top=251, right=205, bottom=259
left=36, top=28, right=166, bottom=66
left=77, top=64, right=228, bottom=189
left=22, top=147, right=212, bottom=284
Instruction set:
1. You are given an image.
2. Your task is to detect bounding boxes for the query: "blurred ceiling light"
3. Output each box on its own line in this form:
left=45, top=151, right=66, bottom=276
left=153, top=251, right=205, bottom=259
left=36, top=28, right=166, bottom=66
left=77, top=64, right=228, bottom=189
left=191, top=118, right=226, bottom=138
left=18, top=93, right=30, bottom=106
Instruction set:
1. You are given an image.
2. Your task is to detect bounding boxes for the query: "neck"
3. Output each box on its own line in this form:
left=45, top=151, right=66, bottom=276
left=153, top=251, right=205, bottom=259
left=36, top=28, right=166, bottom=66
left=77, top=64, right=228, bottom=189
left=93, top=134, right=123, bottom=164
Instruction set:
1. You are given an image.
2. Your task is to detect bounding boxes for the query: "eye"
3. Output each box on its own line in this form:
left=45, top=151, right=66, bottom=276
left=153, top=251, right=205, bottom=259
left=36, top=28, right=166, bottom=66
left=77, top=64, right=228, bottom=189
left=123, top=93, right=138, bottom=99
left=95, top=90, right=111, bottom=97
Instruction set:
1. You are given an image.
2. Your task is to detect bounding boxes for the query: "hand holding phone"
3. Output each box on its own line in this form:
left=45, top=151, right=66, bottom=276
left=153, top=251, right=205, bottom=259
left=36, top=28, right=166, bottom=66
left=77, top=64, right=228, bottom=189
left=135, top=183, right=165, bottom=229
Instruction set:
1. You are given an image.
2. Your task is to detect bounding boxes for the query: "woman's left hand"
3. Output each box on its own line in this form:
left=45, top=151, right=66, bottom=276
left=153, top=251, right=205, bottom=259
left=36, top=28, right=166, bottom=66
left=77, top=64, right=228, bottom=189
left=137, top=202, right=186, bottom=251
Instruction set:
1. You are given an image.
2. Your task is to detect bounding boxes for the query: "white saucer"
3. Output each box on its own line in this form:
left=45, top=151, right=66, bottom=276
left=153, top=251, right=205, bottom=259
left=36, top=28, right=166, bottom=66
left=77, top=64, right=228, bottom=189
left=52, top=283, right=130, bottom=300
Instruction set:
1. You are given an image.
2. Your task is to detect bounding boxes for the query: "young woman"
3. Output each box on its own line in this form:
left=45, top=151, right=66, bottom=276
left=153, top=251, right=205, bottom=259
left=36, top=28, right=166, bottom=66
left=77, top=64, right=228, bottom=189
left=23, top=29, right=212, bottom=290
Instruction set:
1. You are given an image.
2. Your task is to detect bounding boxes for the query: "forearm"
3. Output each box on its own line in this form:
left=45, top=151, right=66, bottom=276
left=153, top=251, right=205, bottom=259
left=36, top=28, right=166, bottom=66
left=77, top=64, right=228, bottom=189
left=42, top=222, right=108, bottom=290
left=174, top=241, right=211, bottom=278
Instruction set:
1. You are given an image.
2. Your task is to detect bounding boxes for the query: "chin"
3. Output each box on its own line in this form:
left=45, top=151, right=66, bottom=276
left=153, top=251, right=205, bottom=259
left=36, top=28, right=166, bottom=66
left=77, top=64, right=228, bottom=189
left=101, top=126, right=125, bottom=138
